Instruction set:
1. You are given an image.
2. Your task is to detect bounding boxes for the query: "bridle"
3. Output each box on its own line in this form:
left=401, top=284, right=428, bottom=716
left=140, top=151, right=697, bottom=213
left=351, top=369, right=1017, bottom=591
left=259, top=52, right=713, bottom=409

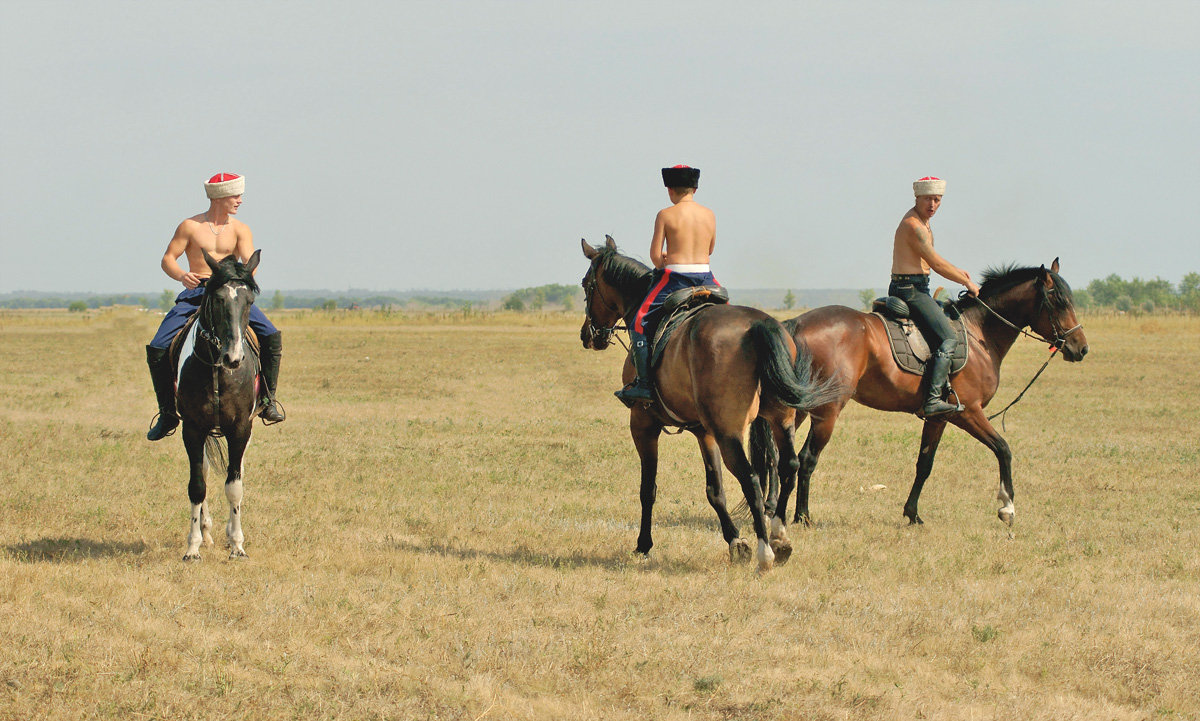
left=582, top=264, right=630, bottom=351
left=963, top=283, right=1082, bottom=352
left=960, top=282, right=1083, bottom=427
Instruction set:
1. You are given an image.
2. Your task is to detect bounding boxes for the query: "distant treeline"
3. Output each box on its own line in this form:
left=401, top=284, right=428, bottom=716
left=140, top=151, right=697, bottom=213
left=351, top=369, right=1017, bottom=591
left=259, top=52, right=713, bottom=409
left=500, top=284, right=581, bottom=311
left=1080, top=273, right=1200, bottom=313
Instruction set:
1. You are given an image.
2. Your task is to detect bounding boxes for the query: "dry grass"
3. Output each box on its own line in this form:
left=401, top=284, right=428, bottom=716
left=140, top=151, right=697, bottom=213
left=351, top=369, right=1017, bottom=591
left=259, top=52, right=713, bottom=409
left=1, top=308, right=1198, bottom=720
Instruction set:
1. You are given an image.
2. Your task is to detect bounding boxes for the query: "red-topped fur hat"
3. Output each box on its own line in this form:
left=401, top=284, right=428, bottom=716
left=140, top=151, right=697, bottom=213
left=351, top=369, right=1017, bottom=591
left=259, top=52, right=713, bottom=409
left=913, top=176, right=946, bottom=197
left=662, top=165, right=700, bottom=189
left=205, top=172, right=245, bottom=199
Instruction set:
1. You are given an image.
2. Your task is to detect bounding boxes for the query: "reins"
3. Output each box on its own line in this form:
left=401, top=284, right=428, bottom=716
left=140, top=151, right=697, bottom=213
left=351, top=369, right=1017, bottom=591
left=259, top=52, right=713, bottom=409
left=958, top=289, right=1082, bottom=430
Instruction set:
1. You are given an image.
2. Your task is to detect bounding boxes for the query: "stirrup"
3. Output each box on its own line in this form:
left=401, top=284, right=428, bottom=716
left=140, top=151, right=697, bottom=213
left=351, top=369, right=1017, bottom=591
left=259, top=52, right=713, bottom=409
left=146, top=411, right=179, bottom=440
left=259, top=400, right=286, bottom=425
left=614, top=381, right=654, bottom=408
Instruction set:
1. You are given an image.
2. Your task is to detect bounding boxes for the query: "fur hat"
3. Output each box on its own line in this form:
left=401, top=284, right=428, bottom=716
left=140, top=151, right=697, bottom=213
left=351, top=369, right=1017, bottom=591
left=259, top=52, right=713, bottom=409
left=662, top=165, right=700, bottom=189
left=204, top=173, right=245, bottom=199
left=913, top=176, right=946, bottom=197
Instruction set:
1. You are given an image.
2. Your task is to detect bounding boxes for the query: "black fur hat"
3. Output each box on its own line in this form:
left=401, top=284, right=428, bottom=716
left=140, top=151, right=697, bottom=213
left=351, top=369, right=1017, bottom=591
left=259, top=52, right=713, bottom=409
left=661, top=165, right=700, bottom=188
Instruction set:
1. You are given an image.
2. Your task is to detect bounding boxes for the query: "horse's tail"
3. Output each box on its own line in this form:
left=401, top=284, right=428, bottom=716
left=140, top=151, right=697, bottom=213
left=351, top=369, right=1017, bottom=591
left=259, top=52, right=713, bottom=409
left=749, top=319, right=841, bottom=410
left=204, top=435, right=229, bottom=477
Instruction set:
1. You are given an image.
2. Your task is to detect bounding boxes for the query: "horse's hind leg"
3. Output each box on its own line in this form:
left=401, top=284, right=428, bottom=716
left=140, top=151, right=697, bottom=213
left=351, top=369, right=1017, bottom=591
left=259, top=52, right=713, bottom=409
left=200, top=500, right=214, bottom=547
left=792, top=403, right=844, bottom=526
left=630, top=410, right=663, bottom=556
left=715, top=434, right=774, bottom=573
left=696, top=432, right=744, bottom=556
left=767, top=419, right=801, bottom=565
left=182, top=425, right=208, bottom=561
left=903, top=419, right=947, bottom=525
left=224, top=432, right=252, bottom=559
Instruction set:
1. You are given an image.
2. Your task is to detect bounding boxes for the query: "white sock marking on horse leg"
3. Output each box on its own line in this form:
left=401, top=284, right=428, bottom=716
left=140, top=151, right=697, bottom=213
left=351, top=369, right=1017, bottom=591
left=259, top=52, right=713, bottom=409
left=225, top=479, right=245, bottom=558
left=201, top=499, right=214, bottom=546
left=757, top=538, right=775, bottom=573
left=770, top=515, right=787, bottom=540
left=185, top=502, right=204, bottom=560
left=997, top=484, right=1015, bottom=524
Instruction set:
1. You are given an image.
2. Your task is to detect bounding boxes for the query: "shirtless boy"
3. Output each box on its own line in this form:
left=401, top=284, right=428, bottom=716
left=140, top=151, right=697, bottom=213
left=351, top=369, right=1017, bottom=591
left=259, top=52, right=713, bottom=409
left=890, top=176, right=981, bottom=417
left=144, top=173, right=285, bottom=440
left=615, top=165, right=719, bottom=405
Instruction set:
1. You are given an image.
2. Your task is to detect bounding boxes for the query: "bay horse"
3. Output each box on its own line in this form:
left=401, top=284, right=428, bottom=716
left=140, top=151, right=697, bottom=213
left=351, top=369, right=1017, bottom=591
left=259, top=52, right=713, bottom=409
left=580, top=237, right=837, bottom=572
left=174, top=250, right=262, bottom=561
left=760, top=258, right=1088, bottom=533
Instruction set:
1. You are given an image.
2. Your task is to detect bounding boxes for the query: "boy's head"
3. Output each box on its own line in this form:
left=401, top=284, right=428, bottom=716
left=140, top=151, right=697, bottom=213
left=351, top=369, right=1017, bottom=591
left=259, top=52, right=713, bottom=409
left=662, top=165, right=700, bottom=193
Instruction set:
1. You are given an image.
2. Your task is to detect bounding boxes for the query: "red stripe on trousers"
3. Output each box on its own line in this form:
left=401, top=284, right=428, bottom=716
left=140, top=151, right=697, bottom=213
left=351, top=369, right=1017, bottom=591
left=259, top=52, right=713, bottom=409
left=635, top=269, right=673, bottom=334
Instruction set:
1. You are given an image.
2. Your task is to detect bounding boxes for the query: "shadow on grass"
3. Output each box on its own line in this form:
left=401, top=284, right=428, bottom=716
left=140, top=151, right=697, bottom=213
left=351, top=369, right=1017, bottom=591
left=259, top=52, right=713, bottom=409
left=5, top=537, right=147, bottom=563
left=386, top=536, right=713, bottom=576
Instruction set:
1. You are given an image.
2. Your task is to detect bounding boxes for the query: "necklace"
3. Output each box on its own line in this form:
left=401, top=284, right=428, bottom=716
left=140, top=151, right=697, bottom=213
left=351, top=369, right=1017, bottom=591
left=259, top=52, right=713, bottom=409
left=205, top=212, right=228, bottom=236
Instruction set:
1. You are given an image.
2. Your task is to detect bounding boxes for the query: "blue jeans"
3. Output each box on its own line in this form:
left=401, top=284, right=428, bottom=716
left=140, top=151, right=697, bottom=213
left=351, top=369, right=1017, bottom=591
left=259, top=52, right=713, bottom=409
left=149, top=282, right=278, bottom=349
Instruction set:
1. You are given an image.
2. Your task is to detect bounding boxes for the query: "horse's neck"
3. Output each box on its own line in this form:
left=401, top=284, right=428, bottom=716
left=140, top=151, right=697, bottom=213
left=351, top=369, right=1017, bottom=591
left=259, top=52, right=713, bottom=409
left=967, top=296, right=1033, bottom=366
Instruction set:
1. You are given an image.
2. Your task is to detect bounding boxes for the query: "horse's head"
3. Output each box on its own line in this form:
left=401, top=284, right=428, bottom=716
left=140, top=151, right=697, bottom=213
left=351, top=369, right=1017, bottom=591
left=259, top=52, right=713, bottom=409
left=580, top=235, right=636, bottom=351
left=1029, top=258, right=1089, bottom=362
left=201, top=249, right=261, bottom=369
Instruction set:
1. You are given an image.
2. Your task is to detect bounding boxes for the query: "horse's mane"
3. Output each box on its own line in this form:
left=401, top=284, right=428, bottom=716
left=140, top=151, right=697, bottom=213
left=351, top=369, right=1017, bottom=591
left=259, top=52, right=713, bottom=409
left=594, top=244, right=652, bottom=287
left=209, top=256, right=260, bottom=296
left=958, top=263, right=1073, bottom=310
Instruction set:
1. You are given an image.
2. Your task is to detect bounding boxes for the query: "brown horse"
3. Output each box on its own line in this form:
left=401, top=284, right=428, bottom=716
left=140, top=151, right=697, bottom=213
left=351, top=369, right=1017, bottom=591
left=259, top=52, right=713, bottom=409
left=761, top=258, right=1088, bottom=533
left=580, top=237, right=836, bottom=572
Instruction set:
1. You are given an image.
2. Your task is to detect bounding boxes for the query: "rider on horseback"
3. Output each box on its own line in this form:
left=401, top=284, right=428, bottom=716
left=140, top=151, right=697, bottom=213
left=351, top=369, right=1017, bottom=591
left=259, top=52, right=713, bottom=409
left=144, top=173, right=286, bottom=441
left=890, top=176, right=982, bottom=418
left=615, top=165, right=721, bottom=406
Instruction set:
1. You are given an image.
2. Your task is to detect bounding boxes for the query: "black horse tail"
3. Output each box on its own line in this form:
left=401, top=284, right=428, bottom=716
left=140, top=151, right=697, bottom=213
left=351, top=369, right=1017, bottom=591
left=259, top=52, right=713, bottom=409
left=749, top=319, right=841, bottom=410
left=204, top=435, right=228, bottom=477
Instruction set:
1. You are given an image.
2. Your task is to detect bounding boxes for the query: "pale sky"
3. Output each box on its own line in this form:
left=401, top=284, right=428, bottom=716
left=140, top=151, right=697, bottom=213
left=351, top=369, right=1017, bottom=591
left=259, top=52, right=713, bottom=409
left=2, top=1, right=1197, bottom=294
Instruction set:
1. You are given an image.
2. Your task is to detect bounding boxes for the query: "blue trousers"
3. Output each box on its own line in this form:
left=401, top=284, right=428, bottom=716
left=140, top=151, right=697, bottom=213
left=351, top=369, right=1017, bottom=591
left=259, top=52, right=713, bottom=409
left=150, top=283, right=278, bottom=349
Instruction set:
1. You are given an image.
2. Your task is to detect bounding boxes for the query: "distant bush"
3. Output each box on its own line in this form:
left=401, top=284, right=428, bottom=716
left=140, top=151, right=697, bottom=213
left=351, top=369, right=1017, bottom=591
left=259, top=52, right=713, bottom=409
left=68, top=301, right=87, bottom=313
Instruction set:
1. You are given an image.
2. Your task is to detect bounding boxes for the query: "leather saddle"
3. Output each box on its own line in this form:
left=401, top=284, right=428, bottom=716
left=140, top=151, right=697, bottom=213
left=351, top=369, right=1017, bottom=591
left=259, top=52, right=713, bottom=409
left=649, top=285, right=729, bottom=370
left=871, top=296, right=968, bottom=375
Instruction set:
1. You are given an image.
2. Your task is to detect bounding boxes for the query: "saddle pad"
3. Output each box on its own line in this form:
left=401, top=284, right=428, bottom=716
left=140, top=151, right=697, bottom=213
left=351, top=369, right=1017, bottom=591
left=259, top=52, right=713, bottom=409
left=873, top=312, right=969, bottom=376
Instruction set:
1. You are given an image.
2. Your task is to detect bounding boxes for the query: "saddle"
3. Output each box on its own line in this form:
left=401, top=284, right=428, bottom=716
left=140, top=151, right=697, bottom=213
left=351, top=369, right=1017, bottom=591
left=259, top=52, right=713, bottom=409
left=871, top=296, right=968, bottom=375
left=648, top=285, right=729, bottom=370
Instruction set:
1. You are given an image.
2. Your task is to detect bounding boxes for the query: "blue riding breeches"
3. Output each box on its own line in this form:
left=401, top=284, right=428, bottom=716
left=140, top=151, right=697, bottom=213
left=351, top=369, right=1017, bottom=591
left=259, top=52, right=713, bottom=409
left=149, top=281, right=278, bottom=349
left=888, top=273, right=957, bottom=356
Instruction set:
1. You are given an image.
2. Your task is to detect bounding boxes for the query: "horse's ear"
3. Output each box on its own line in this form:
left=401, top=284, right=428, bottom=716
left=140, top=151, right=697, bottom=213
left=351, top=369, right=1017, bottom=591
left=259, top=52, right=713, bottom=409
left=604, top=234, right=616, bottom=250
left=203, top=250, right=220, bottom=274
left=581, top=238, right=599, bottom=259
left=1039, top=264, right=1054, bottom=288
left=1050, top=257, right=1060, bottom=274
left=245, top=249, right=261, bottom=274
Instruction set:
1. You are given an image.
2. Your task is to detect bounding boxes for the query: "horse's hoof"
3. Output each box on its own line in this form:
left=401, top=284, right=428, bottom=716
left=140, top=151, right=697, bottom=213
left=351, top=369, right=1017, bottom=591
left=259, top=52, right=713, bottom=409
left=183, top=553, right=201, bottom=562
left=770, top=538, right=792, bottom=566
left=796, top=515, right=813, bottom=529
left=228, top=549, right=248, bottom=560
left=998, top=509, right=1014, bottom=526
left=729, top=538, right=753, bottom=564
left=906, top=515, right=924, bottom=526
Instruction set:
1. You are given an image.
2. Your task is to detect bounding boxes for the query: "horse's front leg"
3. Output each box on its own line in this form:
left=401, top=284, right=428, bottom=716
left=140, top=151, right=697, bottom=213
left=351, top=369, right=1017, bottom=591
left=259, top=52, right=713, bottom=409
left=182, top=424, right=208, bottom=561
left=950, top=408, right=1015, bottom=526
left=630, top=409, right=663, bottom=556
left=903, top=419, right=948, bottom=525
left=224, top=428, right=252, bottom=559
left=793, top=403, right=843, bottom=526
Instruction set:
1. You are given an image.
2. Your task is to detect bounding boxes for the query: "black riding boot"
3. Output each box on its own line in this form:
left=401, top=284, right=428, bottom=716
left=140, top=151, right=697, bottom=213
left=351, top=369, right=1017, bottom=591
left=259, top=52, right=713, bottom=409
left=145, top=345, right=179, bottom=441
left=921, top=350, right=964, bottom=418
left=258, top=332, right=286, bottom=423
left=614, top=332, right=654, bottom=407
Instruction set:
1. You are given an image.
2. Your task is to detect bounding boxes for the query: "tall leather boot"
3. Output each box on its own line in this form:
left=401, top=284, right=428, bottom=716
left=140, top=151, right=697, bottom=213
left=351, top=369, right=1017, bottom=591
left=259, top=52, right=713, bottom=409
left=614, top=331, right=654, bottom=407
left=145, top=345, right=179, bottom=440
left=921, top=350, right=964, bottom=418
left=258, top=332, right=286, bottom=423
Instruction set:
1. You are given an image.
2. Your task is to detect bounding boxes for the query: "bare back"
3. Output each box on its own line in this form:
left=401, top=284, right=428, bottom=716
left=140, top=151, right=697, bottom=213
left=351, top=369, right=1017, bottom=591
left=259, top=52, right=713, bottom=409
left=651, top=195, right=716, bottom=269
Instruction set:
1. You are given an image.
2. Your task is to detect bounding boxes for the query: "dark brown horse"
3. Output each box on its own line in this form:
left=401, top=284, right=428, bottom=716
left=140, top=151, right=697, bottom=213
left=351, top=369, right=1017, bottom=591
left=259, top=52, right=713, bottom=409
left=580, top=237, right=836, bottom=572
left=174, top=250, right=262, bottom=561
left=760, top=258, right=1088, bottom=533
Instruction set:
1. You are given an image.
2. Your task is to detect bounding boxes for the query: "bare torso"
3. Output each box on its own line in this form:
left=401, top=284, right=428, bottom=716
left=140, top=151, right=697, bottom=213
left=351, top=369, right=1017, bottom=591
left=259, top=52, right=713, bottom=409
left=891, top=208, right=932, bottom=275
left=651, top=194, right=716, bottom=269
left=161, top=199, right=254, bottom=288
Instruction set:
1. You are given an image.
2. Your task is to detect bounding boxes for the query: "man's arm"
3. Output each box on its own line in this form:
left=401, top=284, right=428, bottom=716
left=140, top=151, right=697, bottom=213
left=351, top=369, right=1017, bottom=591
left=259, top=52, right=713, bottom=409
left=903, top=219, right=980, bottom=295
left=235, top=223, right=257, bottom=273
left=161, top=221, right=204, bottom=289
left=648, top=211, right=667, bottom=269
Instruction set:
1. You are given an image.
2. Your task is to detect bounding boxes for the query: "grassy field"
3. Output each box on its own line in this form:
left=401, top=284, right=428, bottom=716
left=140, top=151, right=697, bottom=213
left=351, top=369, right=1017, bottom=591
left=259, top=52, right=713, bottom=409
left=1, top=308, right=1198, bottom=720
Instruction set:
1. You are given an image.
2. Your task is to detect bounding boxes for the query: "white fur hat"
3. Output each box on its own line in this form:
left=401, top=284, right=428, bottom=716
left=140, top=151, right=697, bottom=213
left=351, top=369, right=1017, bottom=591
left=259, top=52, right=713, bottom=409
left=913, top=176, right=946, bottom=197
left=204, top=172, right=245, bottom=199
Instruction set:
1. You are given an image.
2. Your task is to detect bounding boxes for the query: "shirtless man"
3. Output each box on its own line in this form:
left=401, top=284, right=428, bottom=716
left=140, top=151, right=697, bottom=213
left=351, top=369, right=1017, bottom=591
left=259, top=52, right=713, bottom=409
left=144, top=173, right=285, bottom=440
left=615, top=165, right=720, bottom=405
left=890, top=176, right=981, bottom=417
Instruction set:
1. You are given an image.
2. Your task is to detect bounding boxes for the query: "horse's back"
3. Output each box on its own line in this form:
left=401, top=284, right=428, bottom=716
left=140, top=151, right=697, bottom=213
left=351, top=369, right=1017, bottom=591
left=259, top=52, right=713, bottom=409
left=786, top=305, right=901, bottom=405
